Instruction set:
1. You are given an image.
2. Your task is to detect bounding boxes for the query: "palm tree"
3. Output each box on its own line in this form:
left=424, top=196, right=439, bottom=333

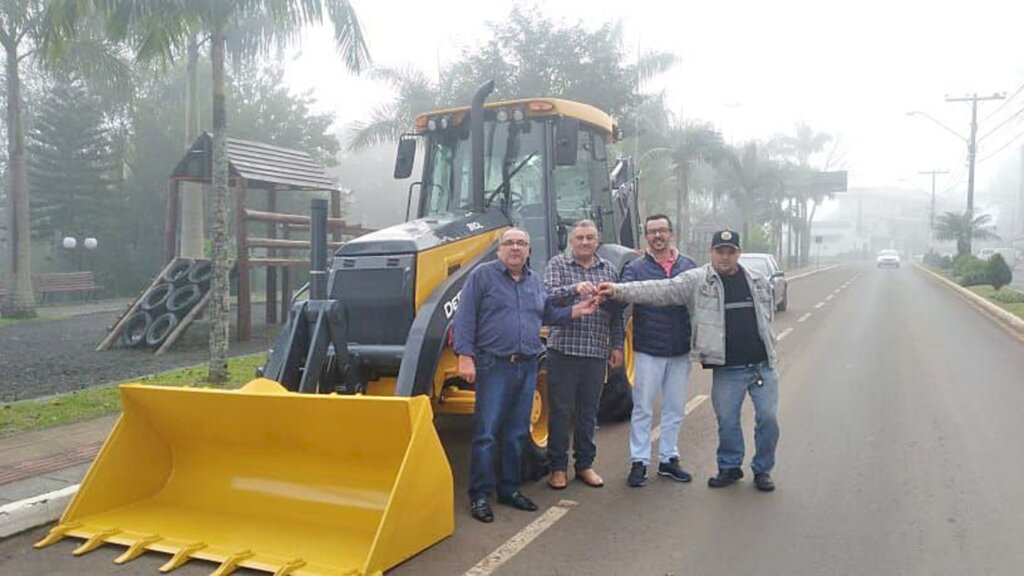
left=47, top=0, right=370, bottom=382
left=1, top=3, right=132, bottom=319
left=720, top=142, right=782, bottom=243
left=933, top=211, right=1000, bottom=257
left=769, top=122, right=838, bottom=266
left=666, top=121, right=725, bottom=253
left=347, top=66, right=445, bottom=151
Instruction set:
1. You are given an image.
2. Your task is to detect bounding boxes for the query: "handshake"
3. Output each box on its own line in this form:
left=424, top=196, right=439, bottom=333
left=570, top=281, right=619, bottom=317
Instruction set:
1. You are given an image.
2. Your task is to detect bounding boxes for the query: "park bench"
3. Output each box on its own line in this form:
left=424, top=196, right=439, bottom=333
left=31, top=271, right=102, bottom=303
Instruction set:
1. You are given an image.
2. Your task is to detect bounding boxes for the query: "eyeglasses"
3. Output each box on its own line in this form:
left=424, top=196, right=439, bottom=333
left=500, top=240, right=529, bottom=247
left=645, top=228, right=672, bottom=236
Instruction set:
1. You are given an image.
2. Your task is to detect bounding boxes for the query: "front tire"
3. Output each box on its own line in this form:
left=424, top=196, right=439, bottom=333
left=523, top=356, right=551, bottom=482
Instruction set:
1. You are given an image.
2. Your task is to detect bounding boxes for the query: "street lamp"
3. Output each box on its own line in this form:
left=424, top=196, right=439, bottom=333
left=905, top=111, right=967, bottom=143
left=907, top=92, right=1005, bottom=255
left=62, top=235, right=98, bottom=270
left=635, top=147, right=674, bottom=176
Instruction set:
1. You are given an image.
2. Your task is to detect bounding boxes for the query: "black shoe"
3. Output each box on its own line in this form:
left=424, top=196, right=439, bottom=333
left=471, top=499, right=494, bottom=523
left=657, top=458, right=692, bottom=483
left=496, top=491, right=538, bottom=511
left=707, top=467, right=744, bottom=488
left=627, top=461, right=647, bottom=487
left=754, top=472, right=776, bottom=492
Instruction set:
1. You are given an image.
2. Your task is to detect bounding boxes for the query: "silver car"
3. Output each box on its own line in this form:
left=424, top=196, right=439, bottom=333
left=738, top=253, right=788, bottom=312
left=877, top=249, right=901, bottom=268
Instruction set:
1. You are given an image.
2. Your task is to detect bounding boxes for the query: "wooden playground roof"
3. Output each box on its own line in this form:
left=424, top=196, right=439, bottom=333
left=170, top=132, right=338, bottom=192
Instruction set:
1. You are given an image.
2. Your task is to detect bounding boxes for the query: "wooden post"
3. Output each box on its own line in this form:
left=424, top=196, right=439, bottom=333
left=236, top=178, right=251, bottom=341
left=266, top=190, right=278, bottom=325
left=281, top=223, right=292, bottom=322
left=164, top=180, right=180, bottom=264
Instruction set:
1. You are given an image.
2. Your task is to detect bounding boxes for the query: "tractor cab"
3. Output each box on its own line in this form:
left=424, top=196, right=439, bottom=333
left=394, top=95, right=640, bottom=270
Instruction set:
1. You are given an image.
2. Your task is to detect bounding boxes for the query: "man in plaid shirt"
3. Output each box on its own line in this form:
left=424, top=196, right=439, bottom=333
left=544, top=220, right=625, bottom=489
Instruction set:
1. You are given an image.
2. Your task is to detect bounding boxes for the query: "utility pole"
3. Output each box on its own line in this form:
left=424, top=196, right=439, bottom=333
left=918, top=169, right=949, bottom=248
left=946, top=93, right=1005, bottom=254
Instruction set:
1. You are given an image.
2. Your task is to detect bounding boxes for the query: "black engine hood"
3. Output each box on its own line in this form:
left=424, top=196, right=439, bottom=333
left=337, top=208, right=511, bottom=256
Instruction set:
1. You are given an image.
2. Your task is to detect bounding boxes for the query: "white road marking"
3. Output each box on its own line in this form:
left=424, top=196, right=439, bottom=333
left=825, top=294, right=835, bottom=301
left=650, top=394, right=709, bottom=442
left=814, top=302, right=825, bottom=309
left=464, top=500, right=579, bottom=576
left=685, top=394, right=709, bottom=415
left=798, top=313, right=812, bottom=322
left=777, top=328, right=793, bottom=340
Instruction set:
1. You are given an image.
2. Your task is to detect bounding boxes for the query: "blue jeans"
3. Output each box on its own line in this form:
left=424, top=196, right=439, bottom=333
left=469, top=352, right=538, bottom=501
left=711, top=362, right=780, bottom=474
left=630, top=352, right=692, bottom=465
left=546, top=349, right=606, bottom=472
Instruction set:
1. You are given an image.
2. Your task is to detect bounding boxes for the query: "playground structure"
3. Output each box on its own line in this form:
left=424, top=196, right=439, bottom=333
left=100, top=133, right=373, bottom=351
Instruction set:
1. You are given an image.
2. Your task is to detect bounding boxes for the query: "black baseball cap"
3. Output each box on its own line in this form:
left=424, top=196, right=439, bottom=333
left=711, top=230, right=740, bottom=249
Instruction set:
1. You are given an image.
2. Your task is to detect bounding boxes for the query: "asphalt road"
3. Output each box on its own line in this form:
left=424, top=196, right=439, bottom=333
left=4, top=262, right=1024, bottom=575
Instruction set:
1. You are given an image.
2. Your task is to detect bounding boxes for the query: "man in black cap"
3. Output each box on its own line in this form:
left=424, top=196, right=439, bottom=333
left=597, top=230, right=781, bottom=492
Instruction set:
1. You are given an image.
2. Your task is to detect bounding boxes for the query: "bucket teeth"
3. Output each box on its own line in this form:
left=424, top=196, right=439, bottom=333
left=72, top=528, right=121, bottom=556
left=210, top=549, right=254, bottom=576
left=158, top=541, right=207, bottom=573
left=273, top=559, right=307, bottom=576
left=33, top=522, right=83, bottom=549
left=114, top=534, right=163, bottom=564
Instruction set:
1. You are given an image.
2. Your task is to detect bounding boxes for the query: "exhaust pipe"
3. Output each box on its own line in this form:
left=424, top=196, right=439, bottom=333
left=309, top=197, right=328, bottom=300
left=470, top=80, right=496, bottom=212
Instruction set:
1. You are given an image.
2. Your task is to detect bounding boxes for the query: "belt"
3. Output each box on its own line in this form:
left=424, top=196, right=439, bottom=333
left=498, top=353, right=537, bottom=363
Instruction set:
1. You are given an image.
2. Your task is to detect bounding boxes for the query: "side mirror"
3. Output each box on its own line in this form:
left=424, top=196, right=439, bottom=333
left=393, top=136, right=417, bottom=179
left=771, top=271, right=785, bottom=278
left=555, top=117, right=579, bottom=166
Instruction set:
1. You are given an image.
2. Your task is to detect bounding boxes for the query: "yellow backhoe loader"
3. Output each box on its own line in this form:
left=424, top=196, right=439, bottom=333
left=36, top=81, right=643, bottom=576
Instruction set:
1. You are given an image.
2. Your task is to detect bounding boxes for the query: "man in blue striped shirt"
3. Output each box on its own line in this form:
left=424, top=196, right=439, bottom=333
left=454, top=227, right=598, bottom=523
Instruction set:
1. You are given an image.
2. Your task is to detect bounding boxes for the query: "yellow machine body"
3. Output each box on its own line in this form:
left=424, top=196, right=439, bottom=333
left=36, top=379, right=453, bottom=576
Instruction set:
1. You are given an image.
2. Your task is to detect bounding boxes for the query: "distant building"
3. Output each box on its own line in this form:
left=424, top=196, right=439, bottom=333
left=809, top=187, right=938, bottom=258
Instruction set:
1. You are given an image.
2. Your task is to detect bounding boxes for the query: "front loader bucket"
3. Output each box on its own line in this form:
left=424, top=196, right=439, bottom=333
left=35, top=379, right=454, bottom=576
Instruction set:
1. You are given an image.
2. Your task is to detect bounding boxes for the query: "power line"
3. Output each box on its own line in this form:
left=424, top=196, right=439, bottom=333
left=977, top=104, right=1024, bottom=142
left=941, top=150, right=967, bottom=193
left=982, top=79, right=1024, bottom=122
left=979, top=127, right=1024, bottom=162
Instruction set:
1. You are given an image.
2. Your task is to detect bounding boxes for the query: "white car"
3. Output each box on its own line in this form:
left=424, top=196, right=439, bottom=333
left=876, top=249, right=900, bottom=268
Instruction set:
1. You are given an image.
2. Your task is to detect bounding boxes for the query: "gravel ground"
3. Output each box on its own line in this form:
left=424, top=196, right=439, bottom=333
left=0, top=305, right=280, bottom=402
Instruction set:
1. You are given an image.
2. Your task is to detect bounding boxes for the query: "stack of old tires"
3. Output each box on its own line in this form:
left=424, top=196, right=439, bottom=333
left=121, top=258, right=213, bottom=349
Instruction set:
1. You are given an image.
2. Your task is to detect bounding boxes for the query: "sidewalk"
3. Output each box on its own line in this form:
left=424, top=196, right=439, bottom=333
left=36, top=297, right=134, bottom=319
left=0, top=416, right=116, bottom=537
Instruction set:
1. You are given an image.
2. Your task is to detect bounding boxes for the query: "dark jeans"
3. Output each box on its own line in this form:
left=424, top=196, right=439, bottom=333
left=469, top=352, right=538, bottom=501
left=546, top=349, right=606, bottom=472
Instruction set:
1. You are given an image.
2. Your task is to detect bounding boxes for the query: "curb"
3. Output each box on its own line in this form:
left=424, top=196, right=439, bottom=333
left=788, top=263, right=840, bottom=281
left=0, top=484, right=78, bottom=538
left=915, top=263, right=1024, bottom=337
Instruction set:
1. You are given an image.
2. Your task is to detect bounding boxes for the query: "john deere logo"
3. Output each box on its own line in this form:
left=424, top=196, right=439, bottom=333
left=721, top=231, right=733, bottom=241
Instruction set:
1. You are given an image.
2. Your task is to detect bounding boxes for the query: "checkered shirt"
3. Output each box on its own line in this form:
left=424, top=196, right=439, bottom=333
left=543, top=252, right=624, bottom=359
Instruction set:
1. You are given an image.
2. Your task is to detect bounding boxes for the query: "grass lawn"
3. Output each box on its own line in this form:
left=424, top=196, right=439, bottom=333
left=965, top=285, right=1024, bottom=320
left=0, top=314, right=58, bottom=327
left=922, top=264, right=1024, bottom=321
left=0, top=353, right=267, bottom=436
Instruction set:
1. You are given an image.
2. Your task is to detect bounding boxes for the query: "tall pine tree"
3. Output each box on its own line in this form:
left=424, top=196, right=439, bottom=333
left=28, top=80, right=118, bottom=248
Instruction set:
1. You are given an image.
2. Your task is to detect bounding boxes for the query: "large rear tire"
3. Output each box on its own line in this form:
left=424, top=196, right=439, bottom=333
left=522, top=356, right=551, bottom=482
